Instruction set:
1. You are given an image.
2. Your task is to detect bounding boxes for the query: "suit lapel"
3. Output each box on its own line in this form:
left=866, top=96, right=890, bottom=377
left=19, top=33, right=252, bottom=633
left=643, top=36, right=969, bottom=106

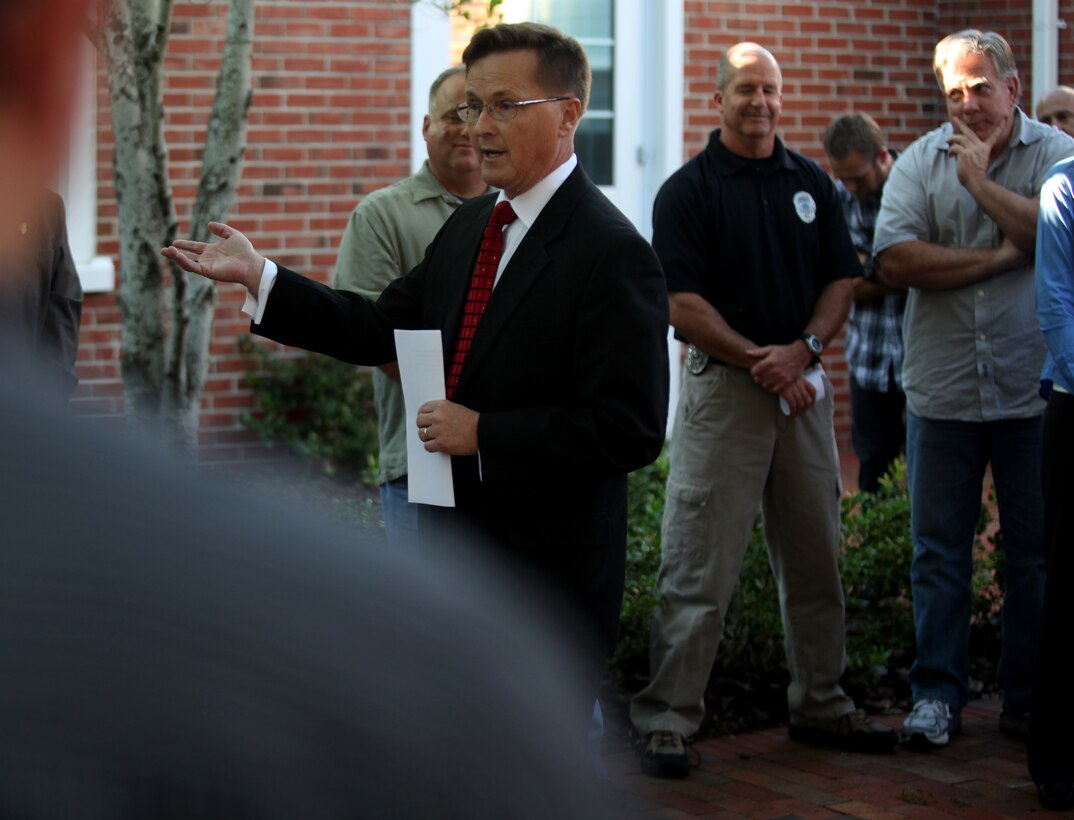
left=452, top=167, right=590, bottom=398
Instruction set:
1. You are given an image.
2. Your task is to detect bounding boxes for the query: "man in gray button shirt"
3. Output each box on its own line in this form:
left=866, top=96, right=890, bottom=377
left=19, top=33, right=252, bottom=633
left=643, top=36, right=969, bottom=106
left=873, top=29, right=1074, bottom=750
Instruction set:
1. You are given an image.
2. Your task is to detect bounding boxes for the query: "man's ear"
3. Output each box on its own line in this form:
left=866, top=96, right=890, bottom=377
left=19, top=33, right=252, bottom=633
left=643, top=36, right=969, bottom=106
left=1007, top=75, right=1021, bottom=108
left=421, top=114, right=432, bottom=142
left=559, top=97, right=583, bottom=133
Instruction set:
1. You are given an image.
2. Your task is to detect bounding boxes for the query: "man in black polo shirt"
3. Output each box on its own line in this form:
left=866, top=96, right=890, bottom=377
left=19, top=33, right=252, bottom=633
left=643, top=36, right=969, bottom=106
left=630, top=42, right=897, bottom=778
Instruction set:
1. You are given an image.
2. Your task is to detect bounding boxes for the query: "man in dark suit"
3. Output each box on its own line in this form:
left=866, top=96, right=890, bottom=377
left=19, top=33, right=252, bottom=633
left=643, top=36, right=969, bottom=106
left=163, top=23, right=670, bottom=718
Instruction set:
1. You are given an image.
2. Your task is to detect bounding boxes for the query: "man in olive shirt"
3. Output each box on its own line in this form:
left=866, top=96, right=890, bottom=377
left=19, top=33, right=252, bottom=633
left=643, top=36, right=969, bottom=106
left=334, top=66, right=489, bottom=548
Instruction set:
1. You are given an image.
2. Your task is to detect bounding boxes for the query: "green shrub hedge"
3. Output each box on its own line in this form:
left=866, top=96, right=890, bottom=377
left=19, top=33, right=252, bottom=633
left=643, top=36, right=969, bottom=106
left=240, top=341, right=380, bottom=484
left=617, top=451, right=1004, bottom=721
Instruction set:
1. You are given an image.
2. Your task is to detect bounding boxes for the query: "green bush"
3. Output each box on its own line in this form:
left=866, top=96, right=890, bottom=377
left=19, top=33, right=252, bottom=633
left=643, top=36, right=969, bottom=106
left=239, top=339, right=380, bottom=484
left=617, top=449, right=669, bottom=672
left=616, top=453, right=1004, bottom=723
left=839, top=462, right=915, bottom=686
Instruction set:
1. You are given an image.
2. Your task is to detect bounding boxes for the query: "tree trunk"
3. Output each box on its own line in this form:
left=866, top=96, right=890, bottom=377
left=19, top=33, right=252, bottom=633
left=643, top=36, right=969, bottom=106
left=162, top=0, right=255, bottom=448
left=101, top=0, right=253, bottom=452
left=102, top=0, right=175, bottom=440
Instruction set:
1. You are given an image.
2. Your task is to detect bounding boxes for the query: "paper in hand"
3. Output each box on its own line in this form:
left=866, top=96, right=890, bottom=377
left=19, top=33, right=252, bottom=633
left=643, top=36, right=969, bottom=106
left=394, top=330, right=455, bottom=507
left=780, top=367, right=826, bottom=415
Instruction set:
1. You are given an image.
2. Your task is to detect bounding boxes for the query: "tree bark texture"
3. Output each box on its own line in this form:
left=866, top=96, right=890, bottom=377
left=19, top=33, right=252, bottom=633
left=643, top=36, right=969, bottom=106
left=101, top=0, right=253, bottom=451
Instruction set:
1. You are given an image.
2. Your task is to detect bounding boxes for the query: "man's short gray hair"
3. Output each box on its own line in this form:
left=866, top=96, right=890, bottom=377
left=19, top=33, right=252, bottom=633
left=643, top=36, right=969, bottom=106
left=933, top=29, right=1018, bottom=89
left=428, top=66, right=466, bottom=115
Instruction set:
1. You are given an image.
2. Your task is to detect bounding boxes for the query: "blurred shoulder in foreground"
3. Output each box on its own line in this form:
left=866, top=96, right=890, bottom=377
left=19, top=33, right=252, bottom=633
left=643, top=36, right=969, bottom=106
left=0, top=359, right=617, bottom=819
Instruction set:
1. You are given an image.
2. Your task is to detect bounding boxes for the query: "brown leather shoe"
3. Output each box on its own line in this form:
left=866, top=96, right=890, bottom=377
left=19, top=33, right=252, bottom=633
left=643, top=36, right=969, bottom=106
left=789, top=709, right=898, bottom=753
left=639, top=730, right=691, bottom=778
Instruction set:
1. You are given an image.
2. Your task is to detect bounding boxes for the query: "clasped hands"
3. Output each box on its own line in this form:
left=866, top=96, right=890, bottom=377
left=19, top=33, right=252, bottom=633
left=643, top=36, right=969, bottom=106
left=746, top=343, right=817, bottom=417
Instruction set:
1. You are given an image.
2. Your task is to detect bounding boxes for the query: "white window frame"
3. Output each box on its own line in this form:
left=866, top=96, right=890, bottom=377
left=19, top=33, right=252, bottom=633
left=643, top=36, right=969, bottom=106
left=410, top=4, right=453, bottom=174
left=59, top=35, right=114, bottom=293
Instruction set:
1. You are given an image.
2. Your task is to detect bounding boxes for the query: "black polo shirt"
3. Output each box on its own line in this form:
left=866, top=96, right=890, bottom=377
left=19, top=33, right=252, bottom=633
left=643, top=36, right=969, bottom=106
left=653, top=129, right=860, bottom=347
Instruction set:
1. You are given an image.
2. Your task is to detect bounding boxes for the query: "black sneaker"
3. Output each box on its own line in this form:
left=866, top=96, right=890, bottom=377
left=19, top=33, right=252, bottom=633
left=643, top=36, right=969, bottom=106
left=998, top=710, right=1030, bottom=741
left=789, top=709, right=898, bottom=753
left=640, top=730, right=691, bottom=778
left=1038, top=780, right=1074, bottom=812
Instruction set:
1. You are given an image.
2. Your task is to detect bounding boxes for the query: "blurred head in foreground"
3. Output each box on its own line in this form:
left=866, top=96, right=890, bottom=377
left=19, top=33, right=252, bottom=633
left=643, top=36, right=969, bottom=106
left=0, top=399, right=614, bottom=816
left=0, top=0, right=87, bottom=234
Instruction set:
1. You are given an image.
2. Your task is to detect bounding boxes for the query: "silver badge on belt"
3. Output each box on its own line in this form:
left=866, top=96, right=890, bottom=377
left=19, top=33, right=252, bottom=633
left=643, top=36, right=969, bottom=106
left=685, top=344, right=709, bottom=375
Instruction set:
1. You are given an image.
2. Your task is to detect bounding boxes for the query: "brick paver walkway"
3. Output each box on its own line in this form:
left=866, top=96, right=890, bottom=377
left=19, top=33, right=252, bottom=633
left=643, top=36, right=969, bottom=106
left=606, top=700, right=1068, bottom=818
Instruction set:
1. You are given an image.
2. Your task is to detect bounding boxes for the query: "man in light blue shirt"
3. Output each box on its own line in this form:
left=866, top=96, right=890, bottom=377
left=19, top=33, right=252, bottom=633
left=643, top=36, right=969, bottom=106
left=1028, top=158, right=1074, bottom=811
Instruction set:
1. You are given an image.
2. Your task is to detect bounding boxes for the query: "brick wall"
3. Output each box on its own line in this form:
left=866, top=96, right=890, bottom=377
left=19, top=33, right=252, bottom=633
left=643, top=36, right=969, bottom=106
left=79, top=0, right=1068, bottom=463
left=80, top=0, right=414, bottom=462
left=939, top=0, right=1074, bottom=109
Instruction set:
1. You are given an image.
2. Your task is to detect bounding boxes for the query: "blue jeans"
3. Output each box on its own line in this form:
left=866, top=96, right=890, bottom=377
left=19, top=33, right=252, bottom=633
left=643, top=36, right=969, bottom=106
left=590, top=699, right=607, bottom=779
left=906, top=411, right=1046, bottom=713
left=379, top=475, right=419, bottom=555
left=849, top=374, right=905, bottom=493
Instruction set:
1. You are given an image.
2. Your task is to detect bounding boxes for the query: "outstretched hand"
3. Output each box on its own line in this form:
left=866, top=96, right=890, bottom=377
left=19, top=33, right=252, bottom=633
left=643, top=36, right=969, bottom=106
left=161, top=222, right=266, bottom=294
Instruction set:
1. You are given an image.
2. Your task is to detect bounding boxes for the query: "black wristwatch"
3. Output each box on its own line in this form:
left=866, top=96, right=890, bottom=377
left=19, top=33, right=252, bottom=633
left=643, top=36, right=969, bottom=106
left=800, top=332, right=823, bottom=358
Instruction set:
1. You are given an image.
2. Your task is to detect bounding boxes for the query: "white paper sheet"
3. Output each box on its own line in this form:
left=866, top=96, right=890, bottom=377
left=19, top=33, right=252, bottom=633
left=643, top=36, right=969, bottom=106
left=780, top=367, right=826, bottom=415
left=394, top=329, right=456, bottom=507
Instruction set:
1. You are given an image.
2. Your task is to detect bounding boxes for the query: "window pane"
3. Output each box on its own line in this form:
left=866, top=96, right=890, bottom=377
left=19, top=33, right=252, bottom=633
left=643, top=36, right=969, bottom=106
left=531, top=0, right=611, bottom=39
left=523, top=0, right=615, bottom=185
left=587, top=44, right=612, bottom=112
left=574, top=118, right=612, bottom=185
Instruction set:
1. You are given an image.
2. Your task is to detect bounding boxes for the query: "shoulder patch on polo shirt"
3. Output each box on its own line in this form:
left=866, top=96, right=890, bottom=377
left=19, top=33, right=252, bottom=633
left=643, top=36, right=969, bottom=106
left=792, top=191, right=816, bottom=224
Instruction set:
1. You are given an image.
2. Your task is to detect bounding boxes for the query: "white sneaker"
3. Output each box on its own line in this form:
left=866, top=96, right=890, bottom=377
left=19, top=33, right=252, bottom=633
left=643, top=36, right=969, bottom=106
left=902, top=698, right=960, bottom=749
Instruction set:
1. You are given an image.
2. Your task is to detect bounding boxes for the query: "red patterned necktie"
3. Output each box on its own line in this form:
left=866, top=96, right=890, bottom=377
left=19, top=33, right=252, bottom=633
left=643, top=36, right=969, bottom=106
left=445, top=200, right=517, bottom=399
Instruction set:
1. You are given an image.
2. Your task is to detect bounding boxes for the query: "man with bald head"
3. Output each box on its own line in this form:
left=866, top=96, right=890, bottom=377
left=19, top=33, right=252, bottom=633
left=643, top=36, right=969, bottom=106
left=630, top=42, right=897, bottom=778
left=1037, top=85, right=1074, bottom=137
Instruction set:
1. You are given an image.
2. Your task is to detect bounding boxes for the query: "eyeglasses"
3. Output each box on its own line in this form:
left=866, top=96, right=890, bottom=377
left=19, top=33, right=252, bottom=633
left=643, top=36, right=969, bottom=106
left=454, top=96, right=573, bottom=124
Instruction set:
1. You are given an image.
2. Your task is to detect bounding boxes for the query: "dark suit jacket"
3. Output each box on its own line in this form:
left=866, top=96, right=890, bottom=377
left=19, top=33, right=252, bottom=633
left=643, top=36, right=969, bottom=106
left=0, top=190, right=82, bottom=399
left=255, top=166, right=669, bottom=668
